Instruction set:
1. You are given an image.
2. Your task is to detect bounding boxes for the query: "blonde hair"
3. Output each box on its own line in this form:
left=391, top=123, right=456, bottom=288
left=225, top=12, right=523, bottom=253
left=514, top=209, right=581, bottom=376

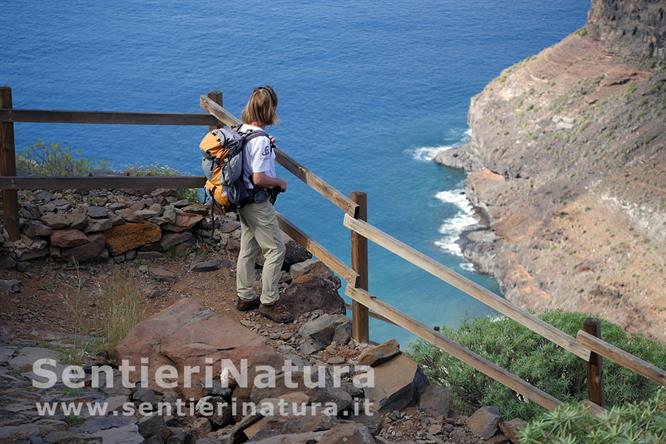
left=242, top=86, right=278, bottom=127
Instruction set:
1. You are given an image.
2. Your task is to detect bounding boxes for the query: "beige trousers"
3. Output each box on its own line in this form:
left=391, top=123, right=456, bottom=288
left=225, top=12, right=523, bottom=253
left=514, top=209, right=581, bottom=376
left=236, top=200, right=285, bottom=305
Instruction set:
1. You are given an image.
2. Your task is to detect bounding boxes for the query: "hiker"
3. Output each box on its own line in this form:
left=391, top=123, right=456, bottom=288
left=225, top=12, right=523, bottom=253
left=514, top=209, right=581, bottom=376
left=235, top=86, right=293, bottom=323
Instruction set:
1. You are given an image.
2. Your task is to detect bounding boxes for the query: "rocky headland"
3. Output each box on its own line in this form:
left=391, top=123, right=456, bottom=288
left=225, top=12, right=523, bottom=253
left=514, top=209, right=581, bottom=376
left=435, top=0, right=666, bottom=341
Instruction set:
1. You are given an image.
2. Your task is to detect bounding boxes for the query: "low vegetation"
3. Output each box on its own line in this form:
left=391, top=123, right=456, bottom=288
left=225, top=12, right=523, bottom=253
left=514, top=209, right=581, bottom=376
left=520, top=390, right=666, bottom=443
left=16, top=141, right=108, bottom=177
left=408, top=310, right=666, bottom=420
left=17, top=140, right=199, bottom=202
left=95, top=273, right=143, bottom=355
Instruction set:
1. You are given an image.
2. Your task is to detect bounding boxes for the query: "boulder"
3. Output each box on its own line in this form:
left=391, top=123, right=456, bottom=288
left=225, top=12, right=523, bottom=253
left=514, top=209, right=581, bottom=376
left=282, top=237, right=312, bottom=270
left=50, top=229, right=89, bottom=248
left=0, top=254, right=16, bottom=269
left=0, top=279, right=21, bottom=293
left=217, top=220, right=240, bottom=233
left=467, top=406, right=501, bottom=439
left=163, top=212, right=203, bottom=233
left=132, top=387, right=158, bottom=408
left=500, top=418, right=527, bottom=443
left=182, top=204, right=208, bottom=215
left=160, top=232, right=193, bottom=250
left=281, top=273, right=345, bottom=318
left=87, top=206, right=109, bottom=218
left=85, top=218, right=112, bottom=233
left=61, top=233, right=106, bottom=262
left=250, top=411, right=338, bottom=442
left=289, top=258, right=319, bottom=280
left=105, top=222, right=161, bottom=256
left=149, top=267, right=178, bottom=282
left=310, top=387, right=353, bottom=412
left=40, top=212, right=71, bottom=229
left=291, top=261, right=341, bottom=288
left=418, top=384, right=453, bottom=417
left=357, top=339, right=401, bottom=367
left=299, top=314, right=351, bottom=354
left=363, top=354, right=429, bottom=412
left=320, top=423, right=375, bottom=444
left=108, top=212, right=124, bottom=226
left=115, top=299, right=271, bottom=399
left=190, top=259, right=222, bottom=272
left=69, top=211, right=89, bottom=230
left=118, top=208, right=146, bottom=223
left=22, top=220, right=52, bottom=237
left=8, top=347, right=58, bottom=372
left=9, top=237, right=48, bottom=261
left=91, top=423, right=143, bottom=444
left=138, top=415, right=166, bottom=438
left=249, top=431, right=325, bottom=444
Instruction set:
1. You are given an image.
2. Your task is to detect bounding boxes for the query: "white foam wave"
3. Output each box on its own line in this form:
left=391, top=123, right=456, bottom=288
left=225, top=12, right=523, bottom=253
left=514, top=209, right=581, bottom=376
left=410, top=145, right=456, bottom=162
left=408, top=128, right=472, bottom=162
left=433, top=189, right=477, bottom=257
left=459, top=262, right=475, bottom=272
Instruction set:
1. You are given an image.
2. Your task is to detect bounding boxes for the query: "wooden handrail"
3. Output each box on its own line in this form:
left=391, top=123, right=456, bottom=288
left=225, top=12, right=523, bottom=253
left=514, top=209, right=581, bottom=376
left=343, top=214, right=591, bottom=361
left=277, top=213, right=359, bottom=285
left=346, top=286, right=563, bottom=411
left=577, top=330, right=666, bottom=386
left=0, top=176, right=204, bottom=190
left=0, top=109, right=218, bottom=126
left=200, top=95, right=359, bottom=217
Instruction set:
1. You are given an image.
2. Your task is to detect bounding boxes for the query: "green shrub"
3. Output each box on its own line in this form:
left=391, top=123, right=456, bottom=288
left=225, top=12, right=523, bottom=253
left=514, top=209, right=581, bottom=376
left=520, top=390, right=666, bottom=443
left=16, top=141, right=106, bottom=176
left=575, top=27, right=588, bottom=37
left=408, top=310, right=666, bottom=420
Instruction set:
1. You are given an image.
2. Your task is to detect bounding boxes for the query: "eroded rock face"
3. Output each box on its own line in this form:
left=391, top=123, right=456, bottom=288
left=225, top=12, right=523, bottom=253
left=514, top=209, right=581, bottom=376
left=588, top=0, right=666, bottom=60
left=433, top=5, right=666, bottom=342
left=114, top=299, right=272, bottom=399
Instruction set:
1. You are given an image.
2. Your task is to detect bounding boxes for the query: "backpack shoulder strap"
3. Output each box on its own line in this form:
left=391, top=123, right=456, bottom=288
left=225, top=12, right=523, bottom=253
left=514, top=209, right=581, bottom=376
left=243, top=130, right=268, bottom=143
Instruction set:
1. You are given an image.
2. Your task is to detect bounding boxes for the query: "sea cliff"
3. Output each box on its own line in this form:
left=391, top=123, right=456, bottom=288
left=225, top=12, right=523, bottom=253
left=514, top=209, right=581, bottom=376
left=436, top=0, right=666, bottom=341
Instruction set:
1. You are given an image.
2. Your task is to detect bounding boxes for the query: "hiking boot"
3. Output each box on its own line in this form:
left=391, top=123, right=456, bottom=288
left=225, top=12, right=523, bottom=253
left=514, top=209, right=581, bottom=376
left=258, top=302, right=294, bottom=323
left=236, top=297, right=260, bottom=312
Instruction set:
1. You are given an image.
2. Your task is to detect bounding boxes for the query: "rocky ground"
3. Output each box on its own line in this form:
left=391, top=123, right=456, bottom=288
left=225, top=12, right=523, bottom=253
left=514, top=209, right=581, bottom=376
left=0, top=188, right=527, bottom=443
left=435, top=0, right=666, bottom=342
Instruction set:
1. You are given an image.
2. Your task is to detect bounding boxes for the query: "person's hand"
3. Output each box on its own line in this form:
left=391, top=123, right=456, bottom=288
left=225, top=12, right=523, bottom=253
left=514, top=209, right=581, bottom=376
left=279, top=179, right=288, bottom=192
left=269, top=136, right=276, bottom=145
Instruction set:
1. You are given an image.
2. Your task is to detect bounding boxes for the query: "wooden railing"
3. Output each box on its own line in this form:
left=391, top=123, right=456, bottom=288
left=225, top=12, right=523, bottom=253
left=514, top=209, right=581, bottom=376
left=1, top=85, right=665, bottom=414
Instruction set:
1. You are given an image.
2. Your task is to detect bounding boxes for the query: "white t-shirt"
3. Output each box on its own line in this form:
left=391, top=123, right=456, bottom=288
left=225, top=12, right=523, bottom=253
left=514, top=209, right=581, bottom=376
left=240, top=123, right=276, bottom=189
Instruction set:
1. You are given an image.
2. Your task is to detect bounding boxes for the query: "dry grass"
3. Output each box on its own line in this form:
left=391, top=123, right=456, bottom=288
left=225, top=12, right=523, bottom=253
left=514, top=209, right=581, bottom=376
left=96, top=272, right=144, bottom=355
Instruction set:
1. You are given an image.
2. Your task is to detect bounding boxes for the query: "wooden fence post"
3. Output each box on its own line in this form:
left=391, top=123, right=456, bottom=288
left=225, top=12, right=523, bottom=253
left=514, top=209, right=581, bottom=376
left=584, top=318, right=604, bottom=406
left=207, top=90, right=223, bottom=131
left=0, top=87, right=19, bottom=241
left=351, top=191, right=369, bottom=343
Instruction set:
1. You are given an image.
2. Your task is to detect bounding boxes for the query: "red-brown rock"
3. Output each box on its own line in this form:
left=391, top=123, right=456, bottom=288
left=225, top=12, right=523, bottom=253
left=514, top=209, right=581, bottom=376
left=61, top=233, right=106, bottom=262
left=357, top=339, right=401, bottom=367
left=105, top=222, right=161, bottom=256
left=50, top=229, right=89, bottom=248
left=363, top=354, right=429, bottom=412
left=114, top=299, right=272, bottom=399
left=163, top=212, right=203, bottom=233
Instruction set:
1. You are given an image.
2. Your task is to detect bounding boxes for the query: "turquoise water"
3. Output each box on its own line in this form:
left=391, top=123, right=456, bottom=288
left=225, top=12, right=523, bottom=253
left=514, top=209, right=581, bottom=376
left=2, top=1, right=588, bottom=344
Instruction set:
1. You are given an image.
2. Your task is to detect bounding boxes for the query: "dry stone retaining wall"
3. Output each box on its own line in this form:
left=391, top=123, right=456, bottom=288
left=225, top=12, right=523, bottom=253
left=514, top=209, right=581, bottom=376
left=0, top=188, right=239, bottom=270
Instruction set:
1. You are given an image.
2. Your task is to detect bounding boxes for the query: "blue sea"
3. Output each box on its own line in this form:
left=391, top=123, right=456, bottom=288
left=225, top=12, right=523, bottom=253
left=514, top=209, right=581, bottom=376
left=2, top=1, right=588, bottom=345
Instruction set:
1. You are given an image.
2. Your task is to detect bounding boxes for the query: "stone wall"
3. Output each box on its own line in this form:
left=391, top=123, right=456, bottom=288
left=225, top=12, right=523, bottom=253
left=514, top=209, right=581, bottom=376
left=587, top=0, right=666, bottom=60
left=0, top=188, right=238, bottom=270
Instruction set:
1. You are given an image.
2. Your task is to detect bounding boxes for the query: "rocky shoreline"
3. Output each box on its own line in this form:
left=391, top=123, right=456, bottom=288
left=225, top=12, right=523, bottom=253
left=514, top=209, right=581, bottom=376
left=434, top=0, right=666, bottom=342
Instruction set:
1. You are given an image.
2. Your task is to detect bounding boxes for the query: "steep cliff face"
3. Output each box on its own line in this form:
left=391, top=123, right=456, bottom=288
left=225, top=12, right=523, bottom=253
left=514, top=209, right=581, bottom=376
left=436, top=0, right=666, bottom=341
left=588, top=0, right=666, bottom=60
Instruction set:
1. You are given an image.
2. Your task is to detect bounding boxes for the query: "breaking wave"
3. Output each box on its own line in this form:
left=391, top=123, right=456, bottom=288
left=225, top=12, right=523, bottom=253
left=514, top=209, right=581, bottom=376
left=433, top=188, right=477, bottom=258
